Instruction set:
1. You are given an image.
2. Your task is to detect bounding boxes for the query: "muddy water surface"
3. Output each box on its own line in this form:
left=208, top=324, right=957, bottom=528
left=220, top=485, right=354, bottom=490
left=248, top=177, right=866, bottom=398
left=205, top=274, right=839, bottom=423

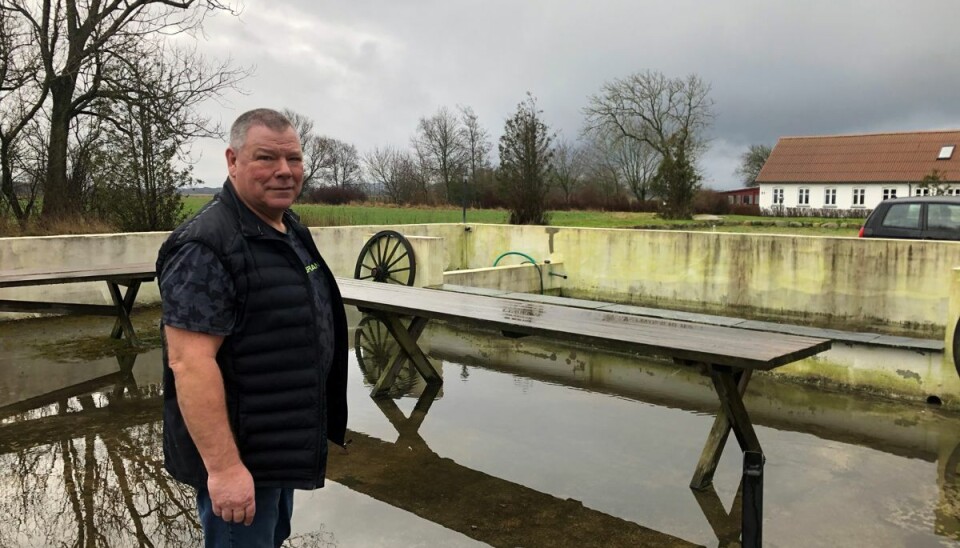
left=0, top=309, right=958, bottom=547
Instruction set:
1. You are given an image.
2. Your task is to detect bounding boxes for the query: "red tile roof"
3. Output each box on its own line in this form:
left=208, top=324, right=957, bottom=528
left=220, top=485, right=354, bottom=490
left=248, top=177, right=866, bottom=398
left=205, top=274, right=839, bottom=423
left=756, top=130, right=960, bottom=184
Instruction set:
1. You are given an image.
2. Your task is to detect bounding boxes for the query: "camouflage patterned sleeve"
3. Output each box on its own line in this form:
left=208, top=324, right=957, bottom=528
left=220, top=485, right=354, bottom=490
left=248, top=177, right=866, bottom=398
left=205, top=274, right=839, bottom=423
left=159, top=242, right=236, bottom=336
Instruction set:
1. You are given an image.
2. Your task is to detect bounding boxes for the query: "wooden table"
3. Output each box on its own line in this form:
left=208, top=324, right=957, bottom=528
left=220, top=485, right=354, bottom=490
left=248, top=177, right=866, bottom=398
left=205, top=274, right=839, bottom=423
left=0, top=263, right=156, bottom=345
left=337, top=277, right=831, bottom=490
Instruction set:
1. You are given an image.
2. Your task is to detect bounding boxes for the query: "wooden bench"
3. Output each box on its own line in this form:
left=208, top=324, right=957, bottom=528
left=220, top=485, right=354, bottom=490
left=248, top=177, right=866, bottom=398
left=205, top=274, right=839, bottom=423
left=337, top=277, right=832, bottom=490
left=0, top=262, right=156, bottom=345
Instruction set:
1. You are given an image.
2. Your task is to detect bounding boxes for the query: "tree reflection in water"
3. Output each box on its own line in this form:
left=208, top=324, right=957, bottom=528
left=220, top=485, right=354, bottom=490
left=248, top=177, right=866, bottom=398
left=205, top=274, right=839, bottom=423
left=0, top=354, right=340, bottom=547
left=0, top=382, right=202, bottom=546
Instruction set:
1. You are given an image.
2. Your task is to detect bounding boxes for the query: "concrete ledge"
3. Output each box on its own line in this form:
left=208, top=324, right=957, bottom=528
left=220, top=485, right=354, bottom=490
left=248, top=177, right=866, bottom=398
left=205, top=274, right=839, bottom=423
left=443, top=262, right=562, bottom=294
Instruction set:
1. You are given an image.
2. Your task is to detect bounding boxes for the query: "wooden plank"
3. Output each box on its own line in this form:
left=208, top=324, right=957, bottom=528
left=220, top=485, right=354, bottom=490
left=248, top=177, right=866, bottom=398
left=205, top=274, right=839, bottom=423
left=337, top=278, right=830, bottom=370
left=0, top=300, right=117, bottom=316
left=0, top=262, right=155, bottom=288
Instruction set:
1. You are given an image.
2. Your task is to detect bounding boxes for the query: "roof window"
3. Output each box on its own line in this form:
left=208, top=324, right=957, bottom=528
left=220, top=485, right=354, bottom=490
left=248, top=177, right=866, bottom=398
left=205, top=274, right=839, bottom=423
left=938, top=145, right=955, bottom=160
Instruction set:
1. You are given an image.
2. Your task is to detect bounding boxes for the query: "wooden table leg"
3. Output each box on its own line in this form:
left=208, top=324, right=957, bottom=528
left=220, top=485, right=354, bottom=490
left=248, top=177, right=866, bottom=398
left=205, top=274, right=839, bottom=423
left=107, top=281, right=141, bottom=345
left=377, top=315, right=442, bottom=389
left=371, top=316, right=430, bottom=397
left=691, top=367, right=754, bottom=490
left=711, top=366, right=761, bottom=454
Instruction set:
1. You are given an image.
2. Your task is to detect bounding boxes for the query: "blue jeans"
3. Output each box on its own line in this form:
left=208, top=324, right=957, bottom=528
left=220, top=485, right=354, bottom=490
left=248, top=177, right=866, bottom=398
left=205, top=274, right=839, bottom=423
left=197, top=487, right=294, bottom=548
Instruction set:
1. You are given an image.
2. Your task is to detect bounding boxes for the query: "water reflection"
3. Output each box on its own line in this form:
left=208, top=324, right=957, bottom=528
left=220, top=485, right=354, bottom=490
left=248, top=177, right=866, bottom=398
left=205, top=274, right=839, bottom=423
left=941, top=442, right=960, bottom=539
left=0, top=351, right=201, bottom=547
left=354, top=316, right=426, bottom=398
left=423, top=321, right=960, bottom=546
left=693, top=482, right=744, bottom=548
left=0, top=350, right=346, bottom=548
left=1, top=310, right=959, bottom=546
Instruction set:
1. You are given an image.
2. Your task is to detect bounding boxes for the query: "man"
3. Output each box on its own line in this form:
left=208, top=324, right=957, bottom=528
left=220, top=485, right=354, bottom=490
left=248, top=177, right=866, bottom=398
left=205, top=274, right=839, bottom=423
left=157, top=108, right=348, bottom=547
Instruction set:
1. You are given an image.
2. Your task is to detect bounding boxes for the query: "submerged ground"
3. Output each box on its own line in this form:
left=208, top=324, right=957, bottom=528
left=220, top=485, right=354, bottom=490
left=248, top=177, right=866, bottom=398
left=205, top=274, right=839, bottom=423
left=0, top=308, right=957, bottom=547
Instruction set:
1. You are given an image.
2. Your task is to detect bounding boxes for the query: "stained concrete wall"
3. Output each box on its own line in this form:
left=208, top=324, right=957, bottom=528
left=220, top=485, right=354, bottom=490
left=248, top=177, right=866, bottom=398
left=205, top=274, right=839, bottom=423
left=0, top=224, right=461, bottom=320
left=4, top=223, right=960, bottom=336
left=463, top=225, right=960, bottom=336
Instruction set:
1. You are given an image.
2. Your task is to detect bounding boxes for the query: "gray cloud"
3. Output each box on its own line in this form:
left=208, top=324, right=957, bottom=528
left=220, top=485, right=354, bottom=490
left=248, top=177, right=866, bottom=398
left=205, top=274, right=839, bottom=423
left=187, top=0, right=960, bottom=190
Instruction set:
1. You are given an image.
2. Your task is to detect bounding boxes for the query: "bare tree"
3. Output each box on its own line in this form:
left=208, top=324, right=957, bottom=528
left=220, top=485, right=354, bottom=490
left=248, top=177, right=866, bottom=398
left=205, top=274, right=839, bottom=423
left=412, top=106, right=465, bottom=202
left=321, top=139, right=360, bottom=188
left=581, top=135, right=625, bottom=206
left=551, top=137, right=587, bottom=206
left=611, top=134, right=658, bottom=201
left=0, top=5, right=46, bottom=225
left=0, top=0, right=240, bottom=221
left=282, top=109, right=334, bottom=189
left=584, top=70, right=713, bottom=218
left=83, top=44, right=242, bottom=231
left=458, top=105, right=491, bottom=205
left=364, top=146, right=418, bottom=204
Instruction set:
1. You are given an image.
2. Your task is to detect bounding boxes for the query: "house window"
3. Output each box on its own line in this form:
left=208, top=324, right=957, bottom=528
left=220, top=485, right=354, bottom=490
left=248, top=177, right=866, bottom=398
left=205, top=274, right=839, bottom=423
left=824, top=188, right=837, bottom=207
left=773, top=188, right=784, bottom=205
left=882, top=188, right=898, bottom=200
left=916, top=187, right=930, bottom=196
left=939, top=145, right=955, bottom=160
left=798, top=188, right=810, bottom=206
left=852, top=188, right=865, bottom=207
left=743, top=195, right=752, bottom=205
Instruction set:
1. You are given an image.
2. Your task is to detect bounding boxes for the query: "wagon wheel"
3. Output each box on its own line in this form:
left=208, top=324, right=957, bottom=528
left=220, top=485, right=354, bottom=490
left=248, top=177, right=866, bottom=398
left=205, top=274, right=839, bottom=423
left=354, top=230, right=416, bottom=286
left=353, top=315, right=418, bottom=395
left=354, top=315, right=400, bottom=382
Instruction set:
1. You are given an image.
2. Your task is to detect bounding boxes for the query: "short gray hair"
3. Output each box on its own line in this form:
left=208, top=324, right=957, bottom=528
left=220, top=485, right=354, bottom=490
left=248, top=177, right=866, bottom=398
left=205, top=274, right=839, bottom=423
left=229, top=108, right=293, bottom=150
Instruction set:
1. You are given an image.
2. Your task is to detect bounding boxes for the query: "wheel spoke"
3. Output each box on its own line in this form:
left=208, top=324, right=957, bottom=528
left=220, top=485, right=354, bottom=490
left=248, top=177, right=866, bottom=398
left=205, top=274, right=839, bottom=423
left=382, top=238, right=403, bottom=272
left=385, top=250, right=409, bottom=271
left=387, top=274, right=404, bottom=284
left=358, top=274, right=375, bottom=281
left=375, top=237, right=387, bottom=266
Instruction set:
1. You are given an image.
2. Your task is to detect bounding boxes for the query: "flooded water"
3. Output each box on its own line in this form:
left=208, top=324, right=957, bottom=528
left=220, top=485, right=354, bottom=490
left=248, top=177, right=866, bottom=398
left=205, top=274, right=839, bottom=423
left=0, top=308, right=958, bottom=547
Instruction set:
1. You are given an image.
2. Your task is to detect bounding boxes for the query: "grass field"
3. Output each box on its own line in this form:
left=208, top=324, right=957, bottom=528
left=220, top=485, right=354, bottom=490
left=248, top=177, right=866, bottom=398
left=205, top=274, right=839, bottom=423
left=182, top=195, right=863, bottom=237
left=0, top=196, right=861, bottom=237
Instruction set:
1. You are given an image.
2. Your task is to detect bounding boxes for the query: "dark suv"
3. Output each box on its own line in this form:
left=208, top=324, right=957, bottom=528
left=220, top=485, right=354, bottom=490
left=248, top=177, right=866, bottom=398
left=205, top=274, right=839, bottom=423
left=859, top=196, right=960, bottom=240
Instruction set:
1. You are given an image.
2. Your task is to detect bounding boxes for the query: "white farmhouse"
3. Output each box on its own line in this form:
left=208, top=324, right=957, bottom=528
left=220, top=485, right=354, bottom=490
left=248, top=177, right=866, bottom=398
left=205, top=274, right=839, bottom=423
left=756, top=130, right=960, bottom=214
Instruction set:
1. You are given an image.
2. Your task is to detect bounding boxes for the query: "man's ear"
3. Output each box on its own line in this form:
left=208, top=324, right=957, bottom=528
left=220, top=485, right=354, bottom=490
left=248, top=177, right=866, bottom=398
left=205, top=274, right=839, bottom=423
left=225, top=147, right=238, bottom=180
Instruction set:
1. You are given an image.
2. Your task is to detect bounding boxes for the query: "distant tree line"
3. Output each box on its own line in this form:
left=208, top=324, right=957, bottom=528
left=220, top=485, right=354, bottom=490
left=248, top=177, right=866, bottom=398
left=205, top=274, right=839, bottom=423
left=1, top=0, right=742, bottom=230
left=289, top=70, right=719, bottom=223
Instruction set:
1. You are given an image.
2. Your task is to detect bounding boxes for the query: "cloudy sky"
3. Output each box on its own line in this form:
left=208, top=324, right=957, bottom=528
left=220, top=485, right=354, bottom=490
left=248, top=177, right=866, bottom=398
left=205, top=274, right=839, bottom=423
left=186, top=0, right=960, bottom=190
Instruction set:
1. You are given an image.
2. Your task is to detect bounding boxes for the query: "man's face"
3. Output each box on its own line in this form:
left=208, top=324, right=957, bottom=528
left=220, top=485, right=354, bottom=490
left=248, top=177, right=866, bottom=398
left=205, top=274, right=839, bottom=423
left=226, top=125, right=304, bottom=220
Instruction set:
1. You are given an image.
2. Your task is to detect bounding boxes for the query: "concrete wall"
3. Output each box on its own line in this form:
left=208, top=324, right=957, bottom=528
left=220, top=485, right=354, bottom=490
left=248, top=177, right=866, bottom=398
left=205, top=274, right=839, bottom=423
left=0, top=224, right=463, bottom=320
left=0, top=232, right=170, bottom=315
left=5, top=223, right=960, bottom=336
left=463, top=224, right=960, bottom=336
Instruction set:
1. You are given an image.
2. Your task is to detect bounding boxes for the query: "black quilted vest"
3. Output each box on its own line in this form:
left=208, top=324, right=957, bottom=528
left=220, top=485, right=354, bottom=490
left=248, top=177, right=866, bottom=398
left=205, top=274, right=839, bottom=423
left=157, top=180, right=348, bottom=490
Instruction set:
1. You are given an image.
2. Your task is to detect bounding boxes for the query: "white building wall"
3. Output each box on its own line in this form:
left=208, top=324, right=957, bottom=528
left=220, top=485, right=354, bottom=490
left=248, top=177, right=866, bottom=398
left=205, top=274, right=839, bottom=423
left=758, top=183, right=914, bottom=212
